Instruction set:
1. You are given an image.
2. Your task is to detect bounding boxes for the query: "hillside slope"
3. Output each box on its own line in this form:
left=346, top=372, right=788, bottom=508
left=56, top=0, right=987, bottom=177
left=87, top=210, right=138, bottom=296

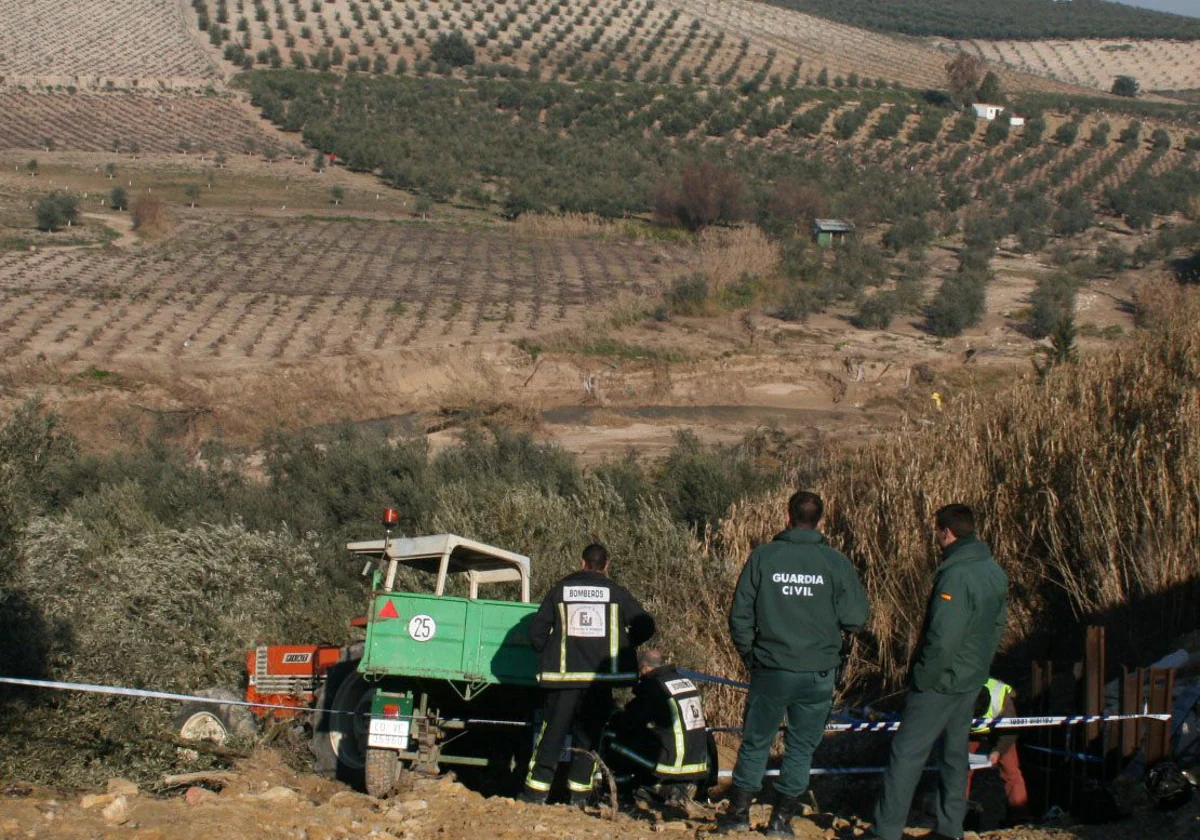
left=181, top=0, right=1086, bottom=95
left=0, top=0, right=219, bottom=88
left=753, top=0, right=1200, bottom=40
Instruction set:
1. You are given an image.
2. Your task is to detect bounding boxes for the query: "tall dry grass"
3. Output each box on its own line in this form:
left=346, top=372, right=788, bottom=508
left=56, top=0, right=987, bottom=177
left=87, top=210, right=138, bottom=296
left=707, top=281, right=1200, bottom=696
left=509, top=212, right=619, bottom=239
left=695, top=225, right=780, bottom=288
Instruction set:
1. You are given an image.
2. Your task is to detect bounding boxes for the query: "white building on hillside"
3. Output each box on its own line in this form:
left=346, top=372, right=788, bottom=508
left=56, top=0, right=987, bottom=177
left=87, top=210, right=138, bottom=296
left=972, top=103, right=1005, bottom=121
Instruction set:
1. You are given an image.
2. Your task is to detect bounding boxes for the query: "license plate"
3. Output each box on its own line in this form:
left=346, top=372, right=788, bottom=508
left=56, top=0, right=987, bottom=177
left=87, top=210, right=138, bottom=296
left=368, top=718, right=411, bottom=750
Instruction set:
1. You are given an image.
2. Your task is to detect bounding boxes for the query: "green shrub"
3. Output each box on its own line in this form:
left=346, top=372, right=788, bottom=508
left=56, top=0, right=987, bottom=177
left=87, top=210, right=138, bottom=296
left=853, top=291, right=901, bottom=329
left=924, top=270, right=987, bottom=336
left=882, top=214, right=935, bottom=253
left=431, top=30, right=475, bottom=66
left=34, top=192, right=79, bottom=232
left=1028, top=272, right=1078, bottom=338
left=983, top=118, right=1009, bottom=146
left=946, top=113, right=976, bottom=143
left=1054, top=120, right=1080, bottom=146
left=109, top=186, right=129, bottom=211
left=1111, top=74, right=1139, bottom=97
left=664, top=273, right=710, bottom=315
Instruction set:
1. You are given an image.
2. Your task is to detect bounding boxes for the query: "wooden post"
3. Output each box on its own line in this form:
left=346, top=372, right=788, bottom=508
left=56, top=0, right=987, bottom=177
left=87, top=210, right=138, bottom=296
left=1145, top=668, right=1175, bottom=765
left=1119, top=667, right=1141, bottom=759
left=1084, top=626, right=1105, bottom=746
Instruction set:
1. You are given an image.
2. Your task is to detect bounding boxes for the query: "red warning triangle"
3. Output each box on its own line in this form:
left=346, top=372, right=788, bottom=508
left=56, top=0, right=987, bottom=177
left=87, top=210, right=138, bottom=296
left=378, top=600, right=399, bottom=619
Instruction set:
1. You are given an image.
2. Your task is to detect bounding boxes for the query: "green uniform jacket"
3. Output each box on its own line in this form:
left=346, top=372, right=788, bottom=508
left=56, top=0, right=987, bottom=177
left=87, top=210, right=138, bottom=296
left=729, top=528, right=869, bottom=673
left=910, top=535, right=1008, bottom=694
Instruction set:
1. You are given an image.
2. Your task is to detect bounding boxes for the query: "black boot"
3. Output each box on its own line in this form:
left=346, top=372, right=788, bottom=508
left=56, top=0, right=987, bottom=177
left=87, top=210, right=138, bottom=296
left=764, top=794, right=801, bottom=837
left=716, top=786, right=754, bottom=834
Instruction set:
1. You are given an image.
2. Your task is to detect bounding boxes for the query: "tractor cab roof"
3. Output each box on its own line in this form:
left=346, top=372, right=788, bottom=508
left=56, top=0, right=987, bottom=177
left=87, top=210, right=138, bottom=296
left=347, top=533, right=531, bottom=602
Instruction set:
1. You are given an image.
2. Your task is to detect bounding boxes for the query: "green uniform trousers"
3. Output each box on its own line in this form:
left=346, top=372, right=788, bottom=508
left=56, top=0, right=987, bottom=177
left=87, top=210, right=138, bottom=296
left=873, top=688, right=977, bottom=840
left=731, top=668, right=835, bottom=798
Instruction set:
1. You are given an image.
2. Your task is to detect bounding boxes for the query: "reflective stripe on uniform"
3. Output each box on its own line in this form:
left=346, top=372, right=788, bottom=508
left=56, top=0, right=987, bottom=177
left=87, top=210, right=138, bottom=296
left=669, top=698, right=686, bottom=772
left=568, top=779, right=593, bottom=793
left=971, top=678, right=1013, bottom=733
left=538, top=671, right=638, bottom=683
left=525, top=719, right=550, bottom=789
left=608, top=603, right=619, bottom=674
left=557, top=603, right=567, bottom=674
left=609, top=743, right=707, bottom=777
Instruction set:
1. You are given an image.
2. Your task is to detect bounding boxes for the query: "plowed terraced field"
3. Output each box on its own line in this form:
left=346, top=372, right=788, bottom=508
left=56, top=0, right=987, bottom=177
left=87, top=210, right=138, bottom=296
left=0, top=217, right=687, bottom=366
left=0, top=0, right=218, bottom=87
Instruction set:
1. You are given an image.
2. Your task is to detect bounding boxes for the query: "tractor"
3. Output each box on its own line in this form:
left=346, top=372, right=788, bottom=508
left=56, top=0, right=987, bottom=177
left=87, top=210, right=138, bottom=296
left=177, top=512, right=544, bottom=797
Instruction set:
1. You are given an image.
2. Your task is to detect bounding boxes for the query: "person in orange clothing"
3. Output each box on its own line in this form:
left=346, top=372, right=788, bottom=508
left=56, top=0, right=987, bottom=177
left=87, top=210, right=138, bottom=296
left=968, top=678, right=1032, bottom=824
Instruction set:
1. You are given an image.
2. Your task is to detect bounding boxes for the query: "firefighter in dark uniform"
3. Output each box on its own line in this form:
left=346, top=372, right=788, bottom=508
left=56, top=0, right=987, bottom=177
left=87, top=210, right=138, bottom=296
left=721, top=491, right=870, bottom=837
left=523, top=543, right=656, bottom=805
left=604, top=649, right=710, bottom=805
left=868, top=504, right=1009, bottom=840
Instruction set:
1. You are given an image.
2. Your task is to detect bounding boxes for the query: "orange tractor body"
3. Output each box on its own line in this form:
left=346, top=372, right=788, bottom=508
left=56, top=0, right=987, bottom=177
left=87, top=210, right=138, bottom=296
left=244, top=644, right=345, bottom=718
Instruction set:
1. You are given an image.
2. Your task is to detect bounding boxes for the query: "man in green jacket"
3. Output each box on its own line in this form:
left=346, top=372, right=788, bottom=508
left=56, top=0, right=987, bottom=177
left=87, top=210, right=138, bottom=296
left=719, top=491, right=869, bottom=837
left=869, top=504, right=1008, bottom=840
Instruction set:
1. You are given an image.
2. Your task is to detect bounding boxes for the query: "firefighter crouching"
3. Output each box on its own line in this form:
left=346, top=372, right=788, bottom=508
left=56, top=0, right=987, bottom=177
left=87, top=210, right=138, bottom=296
left=523, top=542, right=656, bottom=806
left=603, top=648, right=711, bottom=807
left=968, top=677, right=1031, bottom=824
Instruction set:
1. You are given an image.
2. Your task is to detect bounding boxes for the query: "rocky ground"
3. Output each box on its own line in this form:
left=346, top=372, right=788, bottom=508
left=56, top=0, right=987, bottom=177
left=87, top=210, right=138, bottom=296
left=1, top=750, right=1196, bottom=840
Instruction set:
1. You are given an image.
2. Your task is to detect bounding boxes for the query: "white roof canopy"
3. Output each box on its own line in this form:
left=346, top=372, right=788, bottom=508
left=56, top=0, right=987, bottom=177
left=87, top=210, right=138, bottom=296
left=347, top=533, right=531, bottom=601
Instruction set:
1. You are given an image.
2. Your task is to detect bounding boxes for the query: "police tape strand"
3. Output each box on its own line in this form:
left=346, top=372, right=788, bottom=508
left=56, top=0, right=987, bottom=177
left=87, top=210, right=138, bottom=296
left=0, top=676, right=1172, bottom=732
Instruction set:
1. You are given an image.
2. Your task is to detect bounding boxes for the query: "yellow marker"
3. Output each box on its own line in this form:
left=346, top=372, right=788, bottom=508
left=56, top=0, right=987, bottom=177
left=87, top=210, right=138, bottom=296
left=932, top=392, right=943, bottom=410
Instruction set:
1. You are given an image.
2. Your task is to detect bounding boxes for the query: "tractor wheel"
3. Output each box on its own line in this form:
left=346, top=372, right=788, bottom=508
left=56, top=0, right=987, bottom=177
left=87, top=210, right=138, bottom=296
left=174, top=703, right=232, bottom=746
left=174, top=688, right=256, bottom=759
left=310, top=644, right=364, bottom=778
left=365, top=747, right=403, bottom=798
left=312, top=661, right=373, bottom=782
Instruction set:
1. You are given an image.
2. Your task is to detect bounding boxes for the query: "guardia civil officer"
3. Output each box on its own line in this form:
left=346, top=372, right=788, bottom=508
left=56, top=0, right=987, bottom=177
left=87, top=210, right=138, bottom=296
left=720, top=491, right=869, bottom=836
left=868, top=504, right=1008, bottom=840
left=523, top=543, right=656, bottom=806
left=604, top=648, right=710, bottom=805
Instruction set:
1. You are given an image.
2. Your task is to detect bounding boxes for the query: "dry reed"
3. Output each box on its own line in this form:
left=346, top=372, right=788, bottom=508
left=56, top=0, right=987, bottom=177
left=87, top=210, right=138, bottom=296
left=704, top=281, right=1200, bottom=696
left=509, top=212, right=619, bottom=239
left=695, top=226, right=780, bottom=288
left=130, top=195, right=172, bottom=238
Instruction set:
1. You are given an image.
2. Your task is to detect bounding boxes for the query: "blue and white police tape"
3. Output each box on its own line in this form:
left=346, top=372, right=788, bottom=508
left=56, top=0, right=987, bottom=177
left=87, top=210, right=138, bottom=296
left=826, top=713, right=1171, bottom=732
left=676, top=668, right=865, bottom=723
left=0, top=676, right=1173, bottom=731
left=0, top=676, right=523, bottom=726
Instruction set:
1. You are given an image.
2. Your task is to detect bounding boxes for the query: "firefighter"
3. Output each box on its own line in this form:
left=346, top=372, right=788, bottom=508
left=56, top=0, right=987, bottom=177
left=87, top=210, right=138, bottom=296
left=868, top=504, right=1009, bottom=840
left=604, top=648, right=710, bottom=806
left=720, top=491, right=869, bottom=837
left=968, top=677, right=1031, bottom=824
left=522, top=543, right=656, bottom=806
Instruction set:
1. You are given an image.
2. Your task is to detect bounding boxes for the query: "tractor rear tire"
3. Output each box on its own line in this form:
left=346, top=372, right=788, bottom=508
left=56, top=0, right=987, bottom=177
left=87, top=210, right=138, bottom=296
left=365, top=747, right=402, bottom=798
left=312, top=658, right=373, bottom=783
left=310, top=644, right=364, bottom=779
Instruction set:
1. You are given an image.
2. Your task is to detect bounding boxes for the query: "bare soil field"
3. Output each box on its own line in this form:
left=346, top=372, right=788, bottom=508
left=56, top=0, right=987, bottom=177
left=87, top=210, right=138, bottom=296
left=0, top=749, right=1196, bottom=840
left=0, top=92, right=280, bottom=154
left=0, top=153, right=1144, bottom=458
left=943, top=38, right=1200, bottom=96
left=0, top=0, right=218, bottom=89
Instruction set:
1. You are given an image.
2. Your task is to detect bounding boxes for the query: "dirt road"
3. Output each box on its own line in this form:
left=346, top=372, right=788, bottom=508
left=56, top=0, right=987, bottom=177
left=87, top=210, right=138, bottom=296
left=1, top=750, right=1196, bottom=840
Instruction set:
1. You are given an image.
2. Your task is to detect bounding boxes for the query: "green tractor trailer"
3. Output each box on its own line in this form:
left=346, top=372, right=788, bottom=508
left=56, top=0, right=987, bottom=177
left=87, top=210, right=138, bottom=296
left=311, top=530, right=544, bottom=796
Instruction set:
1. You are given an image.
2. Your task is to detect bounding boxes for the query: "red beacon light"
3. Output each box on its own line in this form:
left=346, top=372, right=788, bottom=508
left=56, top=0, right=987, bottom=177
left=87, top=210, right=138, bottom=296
left=381, top=507, right=400, bottom=528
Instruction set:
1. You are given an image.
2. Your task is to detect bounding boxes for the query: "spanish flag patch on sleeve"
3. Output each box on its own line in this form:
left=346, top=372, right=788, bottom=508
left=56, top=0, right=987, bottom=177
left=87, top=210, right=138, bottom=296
left=939, top=592, right=953, bottom=601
